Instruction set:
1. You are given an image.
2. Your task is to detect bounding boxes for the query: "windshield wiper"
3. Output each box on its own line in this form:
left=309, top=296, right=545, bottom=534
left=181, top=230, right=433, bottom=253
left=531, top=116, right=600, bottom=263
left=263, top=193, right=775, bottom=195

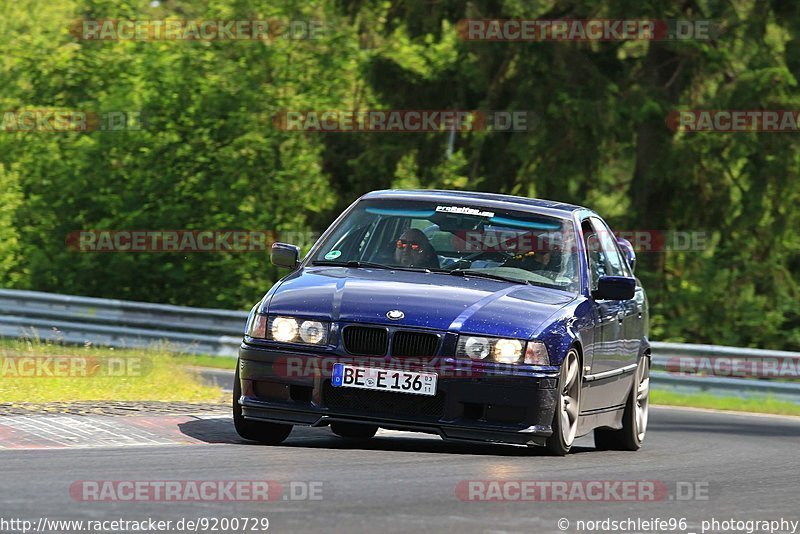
left=311, top=260, right=390, bottom=269
left=446, top=269, right=529, bottom=285
left=310, top=260, right=431, bottom=273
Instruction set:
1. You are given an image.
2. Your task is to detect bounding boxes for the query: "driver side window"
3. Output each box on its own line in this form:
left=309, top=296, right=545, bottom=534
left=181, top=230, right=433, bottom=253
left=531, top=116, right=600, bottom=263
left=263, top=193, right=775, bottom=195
left=583, top=217, right=630, bottom=292
left=590, top=217, right=630, bottom=278
left=582, top=221, right=603, bottom=290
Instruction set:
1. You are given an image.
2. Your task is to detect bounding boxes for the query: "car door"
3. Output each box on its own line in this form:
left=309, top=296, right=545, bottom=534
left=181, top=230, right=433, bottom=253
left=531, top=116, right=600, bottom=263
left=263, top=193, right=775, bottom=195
left=590, top=218, right=641, bottom=363
left=581, top=217, right=636, bottom=410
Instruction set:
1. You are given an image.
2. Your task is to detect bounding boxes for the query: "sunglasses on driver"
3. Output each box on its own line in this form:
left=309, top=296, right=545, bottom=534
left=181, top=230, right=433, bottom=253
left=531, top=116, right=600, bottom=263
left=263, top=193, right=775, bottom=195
left=396, top=239, right=423, bottom=252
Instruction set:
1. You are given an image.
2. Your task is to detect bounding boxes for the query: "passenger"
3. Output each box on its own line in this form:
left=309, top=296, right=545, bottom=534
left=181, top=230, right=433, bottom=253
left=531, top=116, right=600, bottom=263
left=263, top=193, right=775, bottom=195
left=503, top=237, right=555, bottom=274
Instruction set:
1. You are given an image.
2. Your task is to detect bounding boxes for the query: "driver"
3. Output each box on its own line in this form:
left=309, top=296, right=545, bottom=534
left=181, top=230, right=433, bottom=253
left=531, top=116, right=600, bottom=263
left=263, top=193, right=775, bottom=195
left=394, top=228, right=440, bottom=269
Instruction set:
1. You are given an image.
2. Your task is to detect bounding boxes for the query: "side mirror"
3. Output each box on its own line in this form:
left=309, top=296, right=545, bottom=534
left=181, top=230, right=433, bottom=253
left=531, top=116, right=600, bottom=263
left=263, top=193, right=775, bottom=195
left=616, top=237, right=636, bottom=273
left=271, top=242, right=300, bottom=269
left=593, top=276, right=636, bottom=300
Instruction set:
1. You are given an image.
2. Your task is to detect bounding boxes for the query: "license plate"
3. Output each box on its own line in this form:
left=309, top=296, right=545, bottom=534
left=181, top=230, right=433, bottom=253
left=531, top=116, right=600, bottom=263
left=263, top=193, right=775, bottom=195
left=331, top=363, right=437, bottom=396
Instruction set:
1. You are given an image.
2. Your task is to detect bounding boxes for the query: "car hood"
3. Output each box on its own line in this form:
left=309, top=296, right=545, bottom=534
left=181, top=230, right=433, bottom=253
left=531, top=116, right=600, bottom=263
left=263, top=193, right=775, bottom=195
left=264, top=267, right=576, bottom=339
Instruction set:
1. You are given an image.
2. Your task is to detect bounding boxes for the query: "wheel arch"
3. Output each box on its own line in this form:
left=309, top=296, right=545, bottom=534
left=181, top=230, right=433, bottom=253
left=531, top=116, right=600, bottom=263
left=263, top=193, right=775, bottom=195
left=638, top=337, right=651, bottom=363
left=568, top=340, right=584, bottom=371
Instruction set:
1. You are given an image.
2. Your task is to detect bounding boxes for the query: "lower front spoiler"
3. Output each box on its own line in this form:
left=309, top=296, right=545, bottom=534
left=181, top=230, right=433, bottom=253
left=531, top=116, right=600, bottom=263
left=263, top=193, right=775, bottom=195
left=240, top=399, right=555, bottom=447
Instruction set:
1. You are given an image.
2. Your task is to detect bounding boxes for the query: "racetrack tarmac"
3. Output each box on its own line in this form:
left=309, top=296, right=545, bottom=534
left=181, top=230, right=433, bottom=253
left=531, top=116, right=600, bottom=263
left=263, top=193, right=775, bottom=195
left=0, top=406, right=798, bottom=533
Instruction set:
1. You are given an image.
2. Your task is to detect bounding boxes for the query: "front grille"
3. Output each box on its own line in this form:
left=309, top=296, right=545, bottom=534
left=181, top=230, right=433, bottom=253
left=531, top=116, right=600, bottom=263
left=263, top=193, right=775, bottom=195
left=391, top=331, right=440, bottom=357
left=342, top=326, right=388, bottom=356
left=323, top=381, right=445, bottom=419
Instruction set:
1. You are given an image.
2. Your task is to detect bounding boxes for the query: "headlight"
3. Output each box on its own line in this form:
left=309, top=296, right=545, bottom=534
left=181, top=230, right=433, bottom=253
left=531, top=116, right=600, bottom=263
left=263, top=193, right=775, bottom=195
left=493, top=339, right=523, bottom=363
left=299, top=320, right=325, bottom=344
left=260, top=315, right=330, bottom=345
left=271, top=316, right=299, bottom=342
left=457, top=336, right=549, bottom=365
left=462, top=337, right=491, bottom=360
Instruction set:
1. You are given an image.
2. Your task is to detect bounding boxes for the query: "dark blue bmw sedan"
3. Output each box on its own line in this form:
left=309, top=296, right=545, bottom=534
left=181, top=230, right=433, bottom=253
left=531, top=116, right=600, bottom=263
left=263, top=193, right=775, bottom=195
left=234, top=190, right=650, bottom=455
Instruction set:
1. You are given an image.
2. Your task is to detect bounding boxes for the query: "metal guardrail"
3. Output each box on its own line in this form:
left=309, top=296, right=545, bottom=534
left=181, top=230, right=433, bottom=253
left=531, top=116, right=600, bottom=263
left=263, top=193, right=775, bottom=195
left=649, top=341, right=800, bottom=366
left=648, top=342, right=800, bottom=402
left=0, top=289, right=245, bottom=357
left=1, top=289, right=798, bottom=401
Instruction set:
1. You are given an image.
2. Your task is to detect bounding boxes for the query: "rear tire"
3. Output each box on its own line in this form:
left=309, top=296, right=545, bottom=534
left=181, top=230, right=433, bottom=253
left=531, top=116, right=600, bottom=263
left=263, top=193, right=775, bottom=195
left=232, top=363, right=293, bottom=445
left=545, top=348, right=582, bottom=456
left=594, top=356, right=650, bottom=451
left=330, top=422, right=379, bottom=440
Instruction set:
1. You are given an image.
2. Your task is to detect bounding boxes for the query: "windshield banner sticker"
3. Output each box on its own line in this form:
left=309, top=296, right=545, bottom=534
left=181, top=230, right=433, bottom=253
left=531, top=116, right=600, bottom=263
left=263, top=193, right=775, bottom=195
left=435, top=205, right=495, bottom=218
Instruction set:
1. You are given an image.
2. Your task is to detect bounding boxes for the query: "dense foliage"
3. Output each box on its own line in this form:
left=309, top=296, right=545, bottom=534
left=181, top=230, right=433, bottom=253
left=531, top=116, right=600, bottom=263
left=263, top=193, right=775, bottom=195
left=1, top=0, right=798, bottom=349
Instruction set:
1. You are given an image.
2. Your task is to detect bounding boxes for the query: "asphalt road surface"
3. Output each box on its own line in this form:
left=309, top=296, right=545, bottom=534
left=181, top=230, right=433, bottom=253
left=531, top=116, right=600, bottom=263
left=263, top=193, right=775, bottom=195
left=1, top=406, right=798, bottom=534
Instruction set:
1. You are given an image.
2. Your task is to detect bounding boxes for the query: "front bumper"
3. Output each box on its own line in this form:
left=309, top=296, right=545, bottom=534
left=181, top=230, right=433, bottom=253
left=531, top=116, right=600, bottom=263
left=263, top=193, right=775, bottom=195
left=238, top=343, right=560, bottom=446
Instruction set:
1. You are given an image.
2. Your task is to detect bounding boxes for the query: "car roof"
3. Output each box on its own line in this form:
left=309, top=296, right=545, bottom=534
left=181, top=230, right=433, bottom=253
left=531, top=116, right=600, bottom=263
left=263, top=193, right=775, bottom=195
left=360, top=189, right=588, bottom=219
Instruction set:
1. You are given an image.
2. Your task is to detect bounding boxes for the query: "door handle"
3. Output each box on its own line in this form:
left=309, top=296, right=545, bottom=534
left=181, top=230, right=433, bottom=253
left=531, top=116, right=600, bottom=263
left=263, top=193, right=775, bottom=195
left=617, top=311, right=625, bottom=323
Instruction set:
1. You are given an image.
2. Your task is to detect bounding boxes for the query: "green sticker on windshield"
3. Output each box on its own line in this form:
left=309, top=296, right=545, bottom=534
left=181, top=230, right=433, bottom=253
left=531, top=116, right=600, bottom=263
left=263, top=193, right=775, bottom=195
left=324, top=250, right=342, bottom=260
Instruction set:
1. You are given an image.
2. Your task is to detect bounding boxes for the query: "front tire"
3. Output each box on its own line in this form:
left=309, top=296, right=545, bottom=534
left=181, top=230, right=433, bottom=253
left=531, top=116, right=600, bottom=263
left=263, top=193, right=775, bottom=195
left=545, top=348, right=582, bottom=456
left=330, top=422, right=378, bottom=440
left=232, top=363, right=293, bottom=445
left=594, top=355, right=650, bottom=451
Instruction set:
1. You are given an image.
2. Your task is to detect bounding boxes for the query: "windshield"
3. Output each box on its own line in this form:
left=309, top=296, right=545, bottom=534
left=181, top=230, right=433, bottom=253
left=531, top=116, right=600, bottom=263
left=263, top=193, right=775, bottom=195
left=309, top=199, right=581, bottom=292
